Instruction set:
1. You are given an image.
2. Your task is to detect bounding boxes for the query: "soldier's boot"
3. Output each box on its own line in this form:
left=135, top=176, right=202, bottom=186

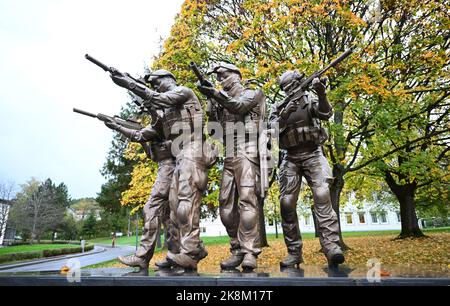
left=155, top=257, right=176, bottom=269
left=220, top=254, right=244, bottom=270
left=241, top=253, right=257, bottom=271
left=118, top=255, right=149, bottom=270
left=280, top=253, right=303, bottom=268
left=198, top=248, right=208, bottom=260
left=168, top=253, right=198, bottom=271
left=326, top=248, right=345, bottom=268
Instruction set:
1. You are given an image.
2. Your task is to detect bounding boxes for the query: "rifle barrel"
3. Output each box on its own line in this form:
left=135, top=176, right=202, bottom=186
left=85, top=54, right=110, bottom=72
left=73, top=108, right=97, bottom=118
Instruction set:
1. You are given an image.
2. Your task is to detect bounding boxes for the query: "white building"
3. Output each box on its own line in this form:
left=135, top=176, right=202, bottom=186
left=199, top=201, right=403, bottom=237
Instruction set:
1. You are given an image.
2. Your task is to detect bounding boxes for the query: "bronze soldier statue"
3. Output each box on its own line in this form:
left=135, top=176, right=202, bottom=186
left=102, top=96, right=179, bottom=271
left=109, top=69, right=216, bottom=271
left=105, top=120, right=179, bottom=269
left=73, top=99, right=178, bottom=271
left=197, top=63, right=266, bottom=270
left=269, top=70, right=345, bottom=269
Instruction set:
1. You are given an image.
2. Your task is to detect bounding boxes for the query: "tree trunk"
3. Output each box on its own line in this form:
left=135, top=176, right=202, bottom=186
left=398, top=192, right=424, bottom=238
left=385, top=174, right=425, bottom=238
left=329, top=166, right=350, bottom=250
left=258, top=198, right=269, bottom=247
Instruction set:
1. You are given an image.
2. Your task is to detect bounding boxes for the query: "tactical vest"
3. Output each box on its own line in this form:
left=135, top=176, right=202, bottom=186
left=218, top=88, right=262, bottom=141
left=279, top=92, right=329, bottom=150
left=160, top=87, right=203, bottom=141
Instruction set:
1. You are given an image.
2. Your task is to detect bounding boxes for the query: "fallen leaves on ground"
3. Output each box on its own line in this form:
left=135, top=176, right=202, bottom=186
left=108, top=233, right=450, bottom=274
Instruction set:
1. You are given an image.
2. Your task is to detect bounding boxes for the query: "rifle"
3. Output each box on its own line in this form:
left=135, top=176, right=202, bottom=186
left=278, top=48, right=354, bottom=115
left=85, top=54, right=148, bottom=87
left=73, top=108, right=142, bottom=130
left=73, top=107, right=156, bottom=157
left=73, top=107, right=143, bottom=143
left=190, top=62, right=213, bottom=87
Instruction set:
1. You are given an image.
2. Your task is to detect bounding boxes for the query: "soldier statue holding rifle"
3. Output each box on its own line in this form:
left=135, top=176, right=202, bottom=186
left=85, top=55, right=217, bottom=271
left=74, top=79, right=179, bottom=272
left=194, top=62, right=266, bottom=271
left=269, top=49, right=352, bottom=269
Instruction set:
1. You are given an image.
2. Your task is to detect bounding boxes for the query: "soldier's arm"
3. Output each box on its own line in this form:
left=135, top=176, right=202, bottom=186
left=311, top=93, right=333, bottom=120
left=116, top=124, right=160, bottom=143
left=311, top=78, right=333, bottom=120
left=145, top=87, right=190, bottom=109
left=212, top=89, right=261, bottom=114
left=110, top=73, right=156, bottom=101
left=110, top=74, right=187, bottom=110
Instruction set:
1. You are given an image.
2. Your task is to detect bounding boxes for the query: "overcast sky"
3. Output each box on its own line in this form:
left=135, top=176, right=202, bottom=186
left=0, top=0, right=185, bottom=199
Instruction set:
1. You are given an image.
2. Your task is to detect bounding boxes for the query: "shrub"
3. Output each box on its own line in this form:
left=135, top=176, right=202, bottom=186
left=0, top=243, right=95, bottom=264
left=0, top=251, right=43, bottom=264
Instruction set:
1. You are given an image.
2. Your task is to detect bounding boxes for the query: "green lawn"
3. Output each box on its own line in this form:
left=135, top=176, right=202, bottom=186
left=0, top=244, right=79, bottom=255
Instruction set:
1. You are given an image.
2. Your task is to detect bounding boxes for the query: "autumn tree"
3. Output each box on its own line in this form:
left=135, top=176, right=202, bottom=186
left=112, top=0, right=448, bottom=247
left=10, top=178, right=69, bottom=243
left=196, top=0, right=449, bottom=241
left=97, top=100, right=142, bottom=213
left=120, top=0, right=221, bottom=217
left=346, top=0, right=450, bottom=237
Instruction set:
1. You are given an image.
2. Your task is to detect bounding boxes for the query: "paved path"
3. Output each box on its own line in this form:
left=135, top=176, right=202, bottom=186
left=0, top=245, right=135, bottom=273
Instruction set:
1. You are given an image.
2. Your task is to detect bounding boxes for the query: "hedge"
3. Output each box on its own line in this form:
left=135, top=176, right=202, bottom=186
left=8, top=240, right=81, bottom=246
left=0, top=243, right=94, bottom=264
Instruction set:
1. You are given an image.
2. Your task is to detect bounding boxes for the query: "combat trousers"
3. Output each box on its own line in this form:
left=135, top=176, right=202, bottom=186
left=168, top=142, right=209, bottom=262
left=136, top=158, right=179, bottom=259
left=279, top=146, right=341, bottom=256
left=219, top=156, right=262, bottom=257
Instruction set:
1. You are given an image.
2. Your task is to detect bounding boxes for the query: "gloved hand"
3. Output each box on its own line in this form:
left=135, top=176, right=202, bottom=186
left=312, top=77, right=327, bottom=94
left=279, top=101, right=297, bottom=119
left=110, top=68, right=131, bottom=89
left=104, top=118, right=120, bottom=130
left=197, top=82, right=218, bottom=98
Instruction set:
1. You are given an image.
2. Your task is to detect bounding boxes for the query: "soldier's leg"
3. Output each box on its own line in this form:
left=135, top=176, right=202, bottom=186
left=279, top=158, right=303, bottom=261
left=219, top=158, right=245, bottom=269
left=234, top=156, right=261, bottom=259
left=302, top=151, right=343, bottom=265
left=119, top=159, right=175, bottom=269
left=169, top=156, right=208, bottom=269
left=167, top=166, right=181, bottom=257
left=219, top=158, right=241, bottom=255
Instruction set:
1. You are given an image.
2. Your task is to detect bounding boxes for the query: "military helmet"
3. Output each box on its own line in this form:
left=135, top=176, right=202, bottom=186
left=207, top=62, right=241, bottom=78
left=145, top=69, right=176, bottom=83
left=278, top=70, right=304, bottom=91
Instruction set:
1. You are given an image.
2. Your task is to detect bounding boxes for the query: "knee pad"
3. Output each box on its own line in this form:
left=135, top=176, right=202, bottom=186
left=177, top=203, right=191, bottom=226
left=312, top=185, right=331, bottom=205
left=240, top=209, right=257, bottom=232
left=220, top=207, right=235, bottom=228
left=280, top=195, right=297, bottom=214
left=238, top=187, right=257, bottom=207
